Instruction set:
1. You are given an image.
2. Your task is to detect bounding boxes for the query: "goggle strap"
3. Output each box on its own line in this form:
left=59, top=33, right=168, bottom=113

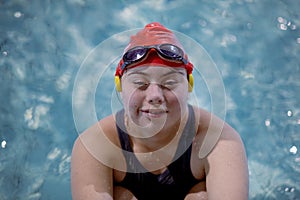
left=188, top=74, right=194, bottom=92
left=115, top=75, right=122, bottom=92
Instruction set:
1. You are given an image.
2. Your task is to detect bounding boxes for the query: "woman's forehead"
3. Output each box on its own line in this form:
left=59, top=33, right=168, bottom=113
left=125, top=65, right=186, bottom=76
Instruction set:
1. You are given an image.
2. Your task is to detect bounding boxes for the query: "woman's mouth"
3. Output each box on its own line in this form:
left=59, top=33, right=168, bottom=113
left=140, top=108, right=168, bottom=118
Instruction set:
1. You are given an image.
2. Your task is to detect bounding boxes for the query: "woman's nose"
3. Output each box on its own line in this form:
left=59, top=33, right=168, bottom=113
left=145, top=83, right=165, bottom=105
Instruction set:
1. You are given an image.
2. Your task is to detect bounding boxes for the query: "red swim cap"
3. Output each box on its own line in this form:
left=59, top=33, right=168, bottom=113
left=124, top=22, right=184, bottom=51
left=115, top=22, right=193, bottom=77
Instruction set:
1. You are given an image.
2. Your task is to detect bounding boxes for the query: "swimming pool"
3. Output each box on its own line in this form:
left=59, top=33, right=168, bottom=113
left=0, top=0, right=299, bottom=199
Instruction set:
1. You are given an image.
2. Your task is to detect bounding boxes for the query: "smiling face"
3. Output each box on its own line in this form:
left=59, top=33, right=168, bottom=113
left=120, top=65, right=189, bottom=138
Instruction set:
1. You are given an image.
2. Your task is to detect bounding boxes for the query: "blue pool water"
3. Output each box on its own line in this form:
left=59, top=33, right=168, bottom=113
left=0, top=0, right=299, bottom=199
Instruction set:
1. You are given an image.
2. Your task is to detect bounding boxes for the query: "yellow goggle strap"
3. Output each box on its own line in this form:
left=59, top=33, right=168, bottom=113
left=188, top=74, right=194, bottom=92
left=115, top=76, right=122, bottom=92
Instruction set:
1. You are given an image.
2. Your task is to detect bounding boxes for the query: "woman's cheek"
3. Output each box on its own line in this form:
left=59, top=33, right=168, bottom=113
left=123, top=90, right=142, bottom=111
left=168, top=88, right=187, bottom=103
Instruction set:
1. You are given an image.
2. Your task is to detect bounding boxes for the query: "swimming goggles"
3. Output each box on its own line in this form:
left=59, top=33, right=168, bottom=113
left=121, top=44, right=188, bottom=70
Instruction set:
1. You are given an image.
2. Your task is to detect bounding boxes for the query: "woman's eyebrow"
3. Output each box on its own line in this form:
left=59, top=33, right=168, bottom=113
left=162, top=70, right=185, bottom=77
left=126, top=69, right=185, bottom=77
left=126, top=70, right=147, bottom=76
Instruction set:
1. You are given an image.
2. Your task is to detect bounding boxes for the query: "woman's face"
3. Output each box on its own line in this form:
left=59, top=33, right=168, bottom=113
left=120, top=66, right=189, bottom=136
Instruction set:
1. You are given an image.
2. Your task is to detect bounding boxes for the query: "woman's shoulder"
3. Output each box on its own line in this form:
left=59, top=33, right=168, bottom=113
left=79, top=114, right=120, bottom=144
left=191, top=106, right=243, bottom=156
left=192, top=106, right=238, bottom=137
left=72, top=113, right=125, bottom=168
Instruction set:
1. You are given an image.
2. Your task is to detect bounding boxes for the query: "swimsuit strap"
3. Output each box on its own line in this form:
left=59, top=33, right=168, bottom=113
left=172, top=104, right=195, bottom=162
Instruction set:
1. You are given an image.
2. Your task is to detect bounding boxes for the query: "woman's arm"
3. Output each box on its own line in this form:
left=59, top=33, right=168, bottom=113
left=71, top=115, right=129, bottom=200
left=184, top=180, right=208, bottom=200
left=113, top=186, right=137, bottom=200
left=191, top=107, right=248, bottom=200
left=71, top=115, right=126, bottom=200
left=71, top=136, right=114, bottom=200
left=204, top=126, right=249, bottom=200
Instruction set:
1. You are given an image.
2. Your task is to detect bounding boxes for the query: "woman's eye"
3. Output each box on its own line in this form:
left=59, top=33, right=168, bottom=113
left=162, top=80, right=178, bottom=89
left=133, top=81, right=149, bottom=89
left=133, top=81, right=147, bottom=85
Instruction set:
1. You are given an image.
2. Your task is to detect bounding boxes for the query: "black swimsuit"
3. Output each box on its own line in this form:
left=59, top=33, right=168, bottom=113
left=115, top=105, right=200, bottom=200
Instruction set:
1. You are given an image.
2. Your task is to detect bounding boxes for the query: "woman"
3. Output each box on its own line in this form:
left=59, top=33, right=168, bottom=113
left=71, top=22, right=249, bottom=200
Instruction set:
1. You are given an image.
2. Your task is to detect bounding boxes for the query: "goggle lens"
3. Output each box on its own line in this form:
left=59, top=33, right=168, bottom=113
left=159, top=44, right=182, bottom=58
left=123, top=48, right=147, bottom=62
